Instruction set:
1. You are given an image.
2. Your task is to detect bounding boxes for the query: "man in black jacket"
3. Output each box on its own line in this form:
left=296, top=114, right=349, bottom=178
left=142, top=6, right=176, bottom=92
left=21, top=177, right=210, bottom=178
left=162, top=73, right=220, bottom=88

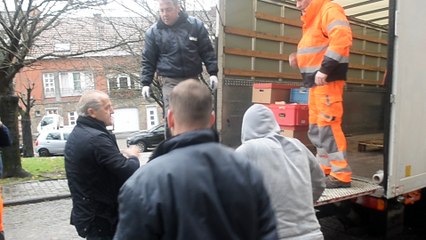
left=114, top=80, right=278, bottom=240
left=65, top=90, right=140, bottom=239
left=141, top=0, right=218, bottom=137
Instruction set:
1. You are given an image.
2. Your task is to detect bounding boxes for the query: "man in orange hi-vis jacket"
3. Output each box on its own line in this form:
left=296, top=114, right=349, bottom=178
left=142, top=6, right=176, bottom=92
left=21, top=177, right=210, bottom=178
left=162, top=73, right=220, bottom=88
left=290, top=0, right=352, bottom=188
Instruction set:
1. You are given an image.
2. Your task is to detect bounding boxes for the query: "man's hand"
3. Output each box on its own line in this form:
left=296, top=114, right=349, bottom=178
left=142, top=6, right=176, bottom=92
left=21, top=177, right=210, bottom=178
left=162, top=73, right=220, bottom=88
left=209, top=75, right=218, bottom=91
left=142, top=86, right=150, bottom=99
left=289, top=52, right=298, bottom=68
left=315, top=71, right=328, bottom=86
left=122, top=145, right=141, bottom=159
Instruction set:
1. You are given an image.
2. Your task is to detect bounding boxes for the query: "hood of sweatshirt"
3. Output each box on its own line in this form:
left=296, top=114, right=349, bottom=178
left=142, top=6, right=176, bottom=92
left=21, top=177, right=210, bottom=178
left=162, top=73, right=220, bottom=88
left=241, top=104, right=281, bottom=143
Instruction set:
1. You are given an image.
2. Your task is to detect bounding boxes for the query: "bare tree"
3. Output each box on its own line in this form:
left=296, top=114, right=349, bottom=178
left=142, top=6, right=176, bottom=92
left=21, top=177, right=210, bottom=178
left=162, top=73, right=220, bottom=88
left=0, top=0, right=139, bottom=178
left=17, top=80, right=36, bottom=158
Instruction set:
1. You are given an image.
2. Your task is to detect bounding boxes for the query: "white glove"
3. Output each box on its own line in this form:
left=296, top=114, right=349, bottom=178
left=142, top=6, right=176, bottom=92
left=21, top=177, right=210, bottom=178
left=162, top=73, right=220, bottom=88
left=142, top=86, right=150, bottom=99
left=209, top=75, right=218, bottom=91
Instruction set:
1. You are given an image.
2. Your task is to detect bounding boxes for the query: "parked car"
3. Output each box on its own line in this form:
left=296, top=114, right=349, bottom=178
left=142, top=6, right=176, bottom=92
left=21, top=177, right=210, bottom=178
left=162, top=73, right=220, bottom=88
left=34, top=127, right=73, bottom=157
left=126, top=124, right=165, bottom=152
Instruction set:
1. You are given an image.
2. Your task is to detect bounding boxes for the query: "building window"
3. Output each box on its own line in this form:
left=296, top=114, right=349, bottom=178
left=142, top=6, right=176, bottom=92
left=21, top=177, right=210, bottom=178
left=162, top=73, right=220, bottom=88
left=60, top=72, right=93, bottom=96
left=146, top=106, right=158, bottom=129
left=108, top=74, right=141, bottom=91
left=54, top=43, right=71, bottom=52
left=118, top=75, right=130, bottom=89
left=43, top=71, right=94, bottom=98
left=68, top=111, right=77, bottom=126
left=43, top=73, right=56, bottom=98
left=73, top=73, right=82, bottom=91
left=45, top=108, right=58, bottom=115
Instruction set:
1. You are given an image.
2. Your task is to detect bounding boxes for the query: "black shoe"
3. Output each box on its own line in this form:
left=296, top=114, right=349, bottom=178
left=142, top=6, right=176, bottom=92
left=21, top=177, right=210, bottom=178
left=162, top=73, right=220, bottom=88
left=325, top=176, right=351, bottom=188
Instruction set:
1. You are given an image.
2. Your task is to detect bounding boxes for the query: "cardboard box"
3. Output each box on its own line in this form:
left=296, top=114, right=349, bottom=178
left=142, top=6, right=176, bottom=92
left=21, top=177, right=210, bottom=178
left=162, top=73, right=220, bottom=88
left=252, top=83, right=292, bottom=104
left=280, top=125, right=313, bottom=148
left=266, top=103, right=309, bottom=126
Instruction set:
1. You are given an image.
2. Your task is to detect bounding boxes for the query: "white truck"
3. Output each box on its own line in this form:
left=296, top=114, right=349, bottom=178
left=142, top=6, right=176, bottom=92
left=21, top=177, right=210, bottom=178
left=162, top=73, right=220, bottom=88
left=36, top=114, right=64, bottom=133
left=215, top=0, right=426, bottom=237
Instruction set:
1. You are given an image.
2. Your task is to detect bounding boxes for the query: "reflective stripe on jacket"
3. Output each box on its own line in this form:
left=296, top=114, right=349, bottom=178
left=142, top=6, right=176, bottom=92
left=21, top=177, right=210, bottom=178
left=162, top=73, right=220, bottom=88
left=297, top=0, right=352, bottom=87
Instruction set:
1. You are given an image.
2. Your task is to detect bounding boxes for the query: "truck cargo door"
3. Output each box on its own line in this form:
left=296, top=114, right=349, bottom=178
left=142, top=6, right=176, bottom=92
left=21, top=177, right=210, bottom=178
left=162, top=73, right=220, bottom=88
left=386, top=0, right=426, bottom=198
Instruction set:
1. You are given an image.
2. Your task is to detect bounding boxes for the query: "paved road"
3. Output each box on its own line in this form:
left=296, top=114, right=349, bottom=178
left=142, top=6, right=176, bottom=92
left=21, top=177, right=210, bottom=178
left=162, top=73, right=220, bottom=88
left=3, top=198, right=376, bottom=240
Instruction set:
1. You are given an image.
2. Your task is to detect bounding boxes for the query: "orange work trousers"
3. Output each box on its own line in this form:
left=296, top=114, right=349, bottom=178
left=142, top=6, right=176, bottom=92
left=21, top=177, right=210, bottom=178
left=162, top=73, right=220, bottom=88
left=308, top=80, right=352, bottom=183
left=0, top=192, right=3, bottom=232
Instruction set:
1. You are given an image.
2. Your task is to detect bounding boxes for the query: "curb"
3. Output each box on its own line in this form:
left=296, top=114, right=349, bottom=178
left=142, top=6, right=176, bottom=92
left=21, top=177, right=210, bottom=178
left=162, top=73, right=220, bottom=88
left=4, top=193, right=71, bottom=206
left=2, top=179, right=70, bottom=207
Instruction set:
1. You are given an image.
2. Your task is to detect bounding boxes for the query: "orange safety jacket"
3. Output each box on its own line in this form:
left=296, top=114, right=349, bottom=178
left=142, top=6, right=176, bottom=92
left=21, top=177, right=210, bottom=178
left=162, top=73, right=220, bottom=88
left=297, top=0, right=352, bottom=87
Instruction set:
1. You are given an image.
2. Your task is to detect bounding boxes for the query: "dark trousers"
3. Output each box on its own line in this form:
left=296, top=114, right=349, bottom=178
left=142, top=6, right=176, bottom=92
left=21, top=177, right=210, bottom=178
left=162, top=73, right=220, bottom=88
left=161, top=76, right=198, bottom=140
left=84, top=218, right=114, bottom=240
left=86, top=236, right=112, bottom=240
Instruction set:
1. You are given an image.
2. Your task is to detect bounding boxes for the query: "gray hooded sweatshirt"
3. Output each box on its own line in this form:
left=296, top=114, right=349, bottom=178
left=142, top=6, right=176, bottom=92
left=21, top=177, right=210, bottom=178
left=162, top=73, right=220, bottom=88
left=236, top=104, right=325, bottom=240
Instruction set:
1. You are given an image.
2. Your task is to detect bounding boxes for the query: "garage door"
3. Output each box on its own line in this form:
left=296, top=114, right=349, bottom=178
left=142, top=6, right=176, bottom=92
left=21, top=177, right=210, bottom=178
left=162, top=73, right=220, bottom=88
left=113, top=108, right=139, bottom=133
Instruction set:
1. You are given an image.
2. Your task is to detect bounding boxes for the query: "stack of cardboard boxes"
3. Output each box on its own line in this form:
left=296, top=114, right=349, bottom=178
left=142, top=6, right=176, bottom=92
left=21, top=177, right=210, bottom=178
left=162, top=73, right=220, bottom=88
left=252, top=83, right=312, bottom=147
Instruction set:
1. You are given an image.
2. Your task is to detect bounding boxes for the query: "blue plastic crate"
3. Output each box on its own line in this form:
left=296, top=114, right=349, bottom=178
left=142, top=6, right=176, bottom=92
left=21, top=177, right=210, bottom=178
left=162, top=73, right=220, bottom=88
left=290, top=88, right=309, bottom=104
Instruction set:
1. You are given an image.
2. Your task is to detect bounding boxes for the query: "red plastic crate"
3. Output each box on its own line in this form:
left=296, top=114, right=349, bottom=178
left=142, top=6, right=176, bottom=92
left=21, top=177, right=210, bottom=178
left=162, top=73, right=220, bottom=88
left=266, top=103, right=309, bottom=126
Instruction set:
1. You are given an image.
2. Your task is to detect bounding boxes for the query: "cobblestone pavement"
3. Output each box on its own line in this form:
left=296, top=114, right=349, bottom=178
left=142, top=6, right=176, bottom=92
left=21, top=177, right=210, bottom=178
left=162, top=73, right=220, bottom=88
left=4, top=198, right=81, bottom=240
left=2, top=179, right=70, bottom=206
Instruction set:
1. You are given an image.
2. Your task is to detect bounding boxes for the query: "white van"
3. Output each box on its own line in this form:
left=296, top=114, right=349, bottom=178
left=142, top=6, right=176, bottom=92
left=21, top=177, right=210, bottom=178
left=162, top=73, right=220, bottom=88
left=37, top=114, right=64, bottom=133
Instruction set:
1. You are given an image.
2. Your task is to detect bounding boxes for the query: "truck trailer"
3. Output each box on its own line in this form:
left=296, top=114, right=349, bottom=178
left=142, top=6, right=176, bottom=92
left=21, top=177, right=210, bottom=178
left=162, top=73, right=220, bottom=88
left=214, top=0, right=426, bottom=237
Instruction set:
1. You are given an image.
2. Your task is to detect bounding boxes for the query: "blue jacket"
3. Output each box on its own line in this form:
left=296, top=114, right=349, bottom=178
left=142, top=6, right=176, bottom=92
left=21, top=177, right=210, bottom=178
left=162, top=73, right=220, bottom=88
left=65, top=116, right=140, bottom=238
left=141, top=12, right=218, bottom=86
left=114, top=129, right=278, bottom=240
left=0, top=124, right=12, bottom=147
left=0, top=124, right=12, bottom=177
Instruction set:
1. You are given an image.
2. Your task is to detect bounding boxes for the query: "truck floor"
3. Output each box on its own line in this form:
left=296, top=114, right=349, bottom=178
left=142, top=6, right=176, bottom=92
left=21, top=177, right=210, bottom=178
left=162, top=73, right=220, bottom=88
left=346, top=133, right=384, bottom=179
left=315, top=133, right=384, bottom=206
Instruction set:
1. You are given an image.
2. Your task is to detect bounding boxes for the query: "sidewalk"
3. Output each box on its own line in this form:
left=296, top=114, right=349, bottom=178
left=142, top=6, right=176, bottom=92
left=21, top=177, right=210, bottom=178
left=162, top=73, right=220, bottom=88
left=2, top=152, right=151, bottom=206
left=2, top=179, right=70, bottom=206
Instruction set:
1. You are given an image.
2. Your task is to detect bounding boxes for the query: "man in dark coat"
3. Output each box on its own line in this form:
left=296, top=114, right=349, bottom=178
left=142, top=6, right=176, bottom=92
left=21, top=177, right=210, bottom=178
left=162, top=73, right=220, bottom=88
left=141, top=0, right=218, bottom=138
left=114, top=80, right=278, bottom=240
left=65, top=90, right=140, bottom=239
left=141, top=0, right=218, bottom=101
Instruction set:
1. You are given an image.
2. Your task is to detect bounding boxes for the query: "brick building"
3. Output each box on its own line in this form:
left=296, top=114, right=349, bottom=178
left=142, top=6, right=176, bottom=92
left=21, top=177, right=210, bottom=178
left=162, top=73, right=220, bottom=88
left=14, top=15, right=162, bottom=135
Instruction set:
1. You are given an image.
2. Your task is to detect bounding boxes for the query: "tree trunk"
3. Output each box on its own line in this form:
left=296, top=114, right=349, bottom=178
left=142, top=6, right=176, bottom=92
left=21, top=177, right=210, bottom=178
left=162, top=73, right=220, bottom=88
left=21, top=112, right=35, bottom=158
left=0, top=95, right=31, bottom=178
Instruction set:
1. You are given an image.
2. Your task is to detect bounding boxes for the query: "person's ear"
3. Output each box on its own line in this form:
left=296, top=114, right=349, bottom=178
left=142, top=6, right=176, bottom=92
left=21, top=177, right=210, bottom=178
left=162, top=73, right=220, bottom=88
left=87, top=108, right=96, bottom=118
left=208, top=111, right=215, bottom=128
left=167, top=109, right=174, bottom=130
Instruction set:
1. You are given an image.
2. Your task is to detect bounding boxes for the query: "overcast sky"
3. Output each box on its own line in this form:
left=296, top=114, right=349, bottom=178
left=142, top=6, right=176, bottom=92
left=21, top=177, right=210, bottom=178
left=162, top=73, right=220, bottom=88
left=0, top=0, right=216, bottom=18
left=70, top=0, right=217, bottom=17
